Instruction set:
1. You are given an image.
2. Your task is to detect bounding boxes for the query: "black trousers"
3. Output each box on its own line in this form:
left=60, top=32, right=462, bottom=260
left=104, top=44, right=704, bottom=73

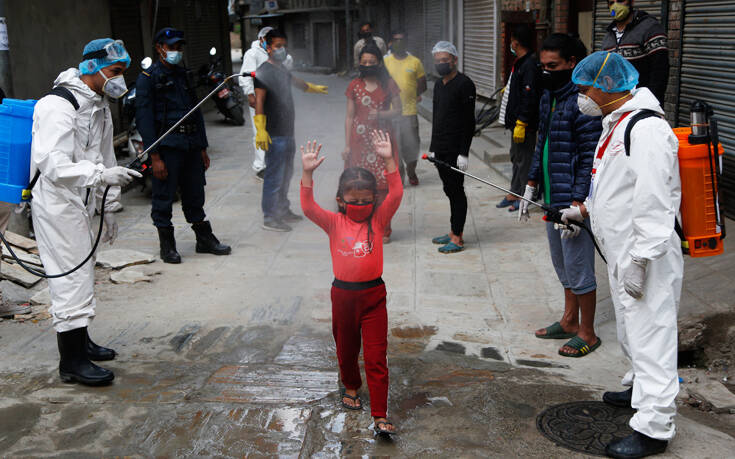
left=151, top=146, right=206, bottom=228
left=435, top=154, right=467, bottom=236
left=509, top=130, right=537, bottom=195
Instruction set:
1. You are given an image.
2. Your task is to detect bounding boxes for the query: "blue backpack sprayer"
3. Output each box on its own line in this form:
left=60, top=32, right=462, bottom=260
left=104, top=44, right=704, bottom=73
left=0, top=71, right=255, bottom=278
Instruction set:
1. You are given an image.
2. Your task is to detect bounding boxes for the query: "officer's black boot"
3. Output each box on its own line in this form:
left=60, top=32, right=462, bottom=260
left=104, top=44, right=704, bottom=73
left=157, top=226, right=182, bottom=264
left=192, top=221, right=232, bottom=255
left=58, top=327, right=114, bottom=386
left=86, top=328, right=116, bottom=361
left=605, top=431, right=668, bottom=458
left=603, top=387, right=633, bottom=408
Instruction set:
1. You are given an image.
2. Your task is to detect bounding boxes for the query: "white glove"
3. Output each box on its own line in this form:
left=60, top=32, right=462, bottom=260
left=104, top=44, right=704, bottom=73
left=560, top=224, right=581, bottom=239
left=101, top=166, right=143, bottom=187
left=560, top=205, right=584, bottom=224
left=102, top=212, right=118, bottom=245
left=518, top=185, right=536, bottom=223
left=623, top=257, right=647, bottom=299
left=456, top=155, right=469, bottom=172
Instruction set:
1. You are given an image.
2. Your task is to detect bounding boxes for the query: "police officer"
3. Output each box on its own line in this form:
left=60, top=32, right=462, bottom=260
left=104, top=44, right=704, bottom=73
left=136, top=27, right=231, bottom=263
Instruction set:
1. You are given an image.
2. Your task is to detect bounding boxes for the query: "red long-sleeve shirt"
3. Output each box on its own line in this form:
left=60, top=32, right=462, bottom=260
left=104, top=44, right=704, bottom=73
left=301, top=170, right=403, bottom=282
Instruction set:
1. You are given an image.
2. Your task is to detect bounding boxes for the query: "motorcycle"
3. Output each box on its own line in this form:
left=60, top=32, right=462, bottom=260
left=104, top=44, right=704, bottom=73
left=199, top=47, right=245, bottom=126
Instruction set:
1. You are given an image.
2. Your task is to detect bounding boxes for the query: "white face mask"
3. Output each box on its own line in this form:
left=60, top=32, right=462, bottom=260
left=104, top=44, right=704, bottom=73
left=577, top=93, right=602, bottom=117
left=99, top=70, right=128, bottom=99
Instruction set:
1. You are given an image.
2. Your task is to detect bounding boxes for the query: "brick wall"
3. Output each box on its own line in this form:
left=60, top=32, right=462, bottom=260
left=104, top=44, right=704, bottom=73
left=664, top=0, right=684, bottom=125
left=553, top=0, right=569, bottom=33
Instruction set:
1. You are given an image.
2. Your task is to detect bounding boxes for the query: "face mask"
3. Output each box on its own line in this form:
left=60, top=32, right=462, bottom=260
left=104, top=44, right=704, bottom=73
left=391, top=41, right=406, bottom=55
left=344, top=202, right=374, bottom=222
left=359, top=31, right=372, bottom=39
left=610, top=2, right=631, bottom=22
left=541, top=68, right=573, bottom=91
left=164, top=50, right=183, bottom=65
left=260, top=40, right=268, bottom=51
left=578, top=93, right=603, bottom=117
left=271, top=47, right=288, bottom=62
left=435, top=62, right=453, bottom=76
left=98, top=70, right=128, bottom=99
left=359, top=65, right=380, bottom=78
left=510, top=43, right=517, bottom=56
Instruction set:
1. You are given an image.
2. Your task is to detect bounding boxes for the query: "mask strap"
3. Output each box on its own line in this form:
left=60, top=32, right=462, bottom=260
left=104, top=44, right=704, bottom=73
left=599, top=92, right=632, bottom=108
left=591, top=52, right=612, bottom=87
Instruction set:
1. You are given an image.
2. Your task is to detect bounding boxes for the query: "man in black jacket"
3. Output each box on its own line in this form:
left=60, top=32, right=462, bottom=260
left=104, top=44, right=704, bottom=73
left=498, top=24, right=541, bottom=212
left=429, top=41, right=476, bottom=254
left=601, top=1, right=669, bottom=104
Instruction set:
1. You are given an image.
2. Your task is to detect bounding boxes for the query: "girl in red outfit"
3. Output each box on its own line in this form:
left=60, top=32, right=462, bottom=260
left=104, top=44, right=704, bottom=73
left=301, top=130, right=403, bottom=435
left=342, top=45, right=402, bottom=243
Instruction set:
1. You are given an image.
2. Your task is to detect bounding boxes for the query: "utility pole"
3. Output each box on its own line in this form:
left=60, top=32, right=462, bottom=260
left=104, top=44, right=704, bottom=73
left=345, top=0, right=351, bottom=70
left=0, top=0, right=13, bottom=97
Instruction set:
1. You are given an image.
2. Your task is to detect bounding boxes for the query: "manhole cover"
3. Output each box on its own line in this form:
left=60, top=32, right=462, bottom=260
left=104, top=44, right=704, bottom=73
left=536, top=401, right=635, bottom=456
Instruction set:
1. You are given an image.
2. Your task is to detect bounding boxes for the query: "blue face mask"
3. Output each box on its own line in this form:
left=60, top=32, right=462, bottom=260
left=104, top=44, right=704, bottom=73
left=260, top=40, right=268, bottom=51
left=164, top=50, right=183, bottom=65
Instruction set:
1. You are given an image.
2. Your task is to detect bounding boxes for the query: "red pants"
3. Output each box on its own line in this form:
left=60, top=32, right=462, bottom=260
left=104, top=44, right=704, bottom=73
left=331, top=283, right=389, bottom=418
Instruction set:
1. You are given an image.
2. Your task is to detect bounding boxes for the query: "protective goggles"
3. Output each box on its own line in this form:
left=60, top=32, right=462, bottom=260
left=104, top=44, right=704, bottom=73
left=82, top=40, right=129, bottom=61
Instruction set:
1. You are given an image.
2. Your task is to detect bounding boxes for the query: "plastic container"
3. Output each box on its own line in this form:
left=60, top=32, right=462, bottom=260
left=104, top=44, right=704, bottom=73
left=673, top=127, right=724, bottom=257
left=0, top=98, right=37, bottom=204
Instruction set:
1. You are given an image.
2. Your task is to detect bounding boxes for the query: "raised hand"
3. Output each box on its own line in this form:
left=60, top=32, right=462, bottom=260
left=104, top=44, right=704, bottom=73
left=370, top=130, right=393, bottom=160
left=301, top=140, right=325, bottom=172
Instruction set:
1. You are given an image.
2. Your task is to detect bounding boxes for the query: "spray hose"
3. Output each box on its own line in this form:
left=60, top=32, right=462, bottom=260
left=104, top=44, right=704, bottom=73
left=0, top=72, right=254, bottom=278
left=422, top=154, right=607, bottom=264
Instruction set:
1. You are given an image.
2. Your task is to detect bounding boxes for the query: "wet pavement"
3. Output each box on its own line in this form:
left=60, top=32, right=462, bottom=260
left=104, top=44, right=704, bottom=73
left=0, top=72, right=733, bottom=457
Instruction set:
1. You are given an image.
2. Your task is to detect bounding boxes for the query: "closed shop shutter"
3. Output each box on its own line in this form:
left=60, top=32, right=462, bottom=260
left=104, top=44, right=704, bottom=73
left=593, top=0, right=663, bottom=50
left=463, top=0, right=497, bottom=98
left=184, top=0, right=230, bottom=98
left=110, top=0, right=144, bottom=131
left=405, top=0, right=425, bottom=60
left=678, top=0, right=735, bottom=217
left=424, top=0, right=445, bottom=71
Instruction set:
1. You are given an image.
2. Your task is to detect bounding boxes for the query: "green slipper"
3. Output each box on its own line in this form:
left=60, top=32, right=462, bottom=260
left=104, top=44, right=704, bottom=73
left=438, top=241, right=464, bottom=253
left=535, top=321, right=577, bottom=340
left=432, top=234, right=451, bottom=245
left=558, top=336, right=602, bottom=358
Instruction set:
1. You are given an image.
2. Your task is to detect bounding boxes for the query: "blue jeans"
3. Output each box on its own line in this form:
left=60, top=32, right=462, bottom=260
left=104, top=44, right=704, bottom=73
left=262, top=136, right=295, bottom=221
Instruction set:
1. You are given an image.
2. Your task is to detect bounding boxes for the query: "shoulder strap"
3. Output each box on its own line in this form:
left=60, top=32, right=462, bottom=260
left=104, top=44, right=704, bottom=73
left=624, top=109, right=663, bottom=156
left=47, top=86, right=80, bottom=111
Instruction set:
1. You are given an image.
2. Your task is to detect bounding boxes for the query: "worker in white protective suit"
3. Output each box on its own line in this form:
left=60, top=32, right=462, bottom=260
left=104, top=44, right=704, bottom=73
left=562, top=51, right=683, bottom=459
left=31, top=38, right=142, bottom=386
left=240, top=26, right=293, bottom=180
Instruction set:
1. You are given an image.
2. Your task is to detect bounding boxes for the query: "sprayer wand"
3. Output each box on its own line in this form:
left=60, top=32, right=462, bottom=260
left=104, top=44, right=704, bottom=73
left=422, top=154, right=607, bottom=263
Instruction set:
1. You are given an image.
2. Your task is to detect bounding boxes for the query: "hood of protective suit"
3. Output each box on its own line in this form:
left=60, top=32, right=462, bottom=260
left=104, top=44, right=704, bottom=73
left=605, top=87, right=663, bottom=124
left=53, top=68, right=105, bottom=108
left=250, top=39, right=267, bottom=54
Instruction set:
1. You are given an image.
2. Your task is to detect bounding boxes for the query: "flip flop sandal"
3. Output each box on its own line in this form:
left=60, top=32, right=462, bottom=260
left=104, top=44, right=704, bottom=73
left=438, top=241, right=464, bottom=253
left=340, top=390, right=362, bottom=410
left=496, top=197, right=513, bottom=208
left=558, top=336, right=602, bottom=358
left=432, top=234, right=451, bottom=245
left=535, top=321, right=577, bottom=340
left=375, top=420, right=397, bottom=435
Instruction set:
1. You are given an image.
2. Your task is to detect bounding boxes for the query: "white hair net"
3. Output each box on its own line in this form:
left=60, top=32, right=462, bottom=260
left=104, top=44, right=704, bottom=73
left=432, top=41, right=458, bottom=57
left=258, top=27, right=274, bottom=39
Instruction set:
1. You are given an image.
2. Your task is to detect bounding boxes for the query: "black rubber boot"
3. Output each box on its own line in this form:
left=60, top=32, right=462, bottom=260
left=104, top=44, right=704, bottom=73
left=57, top=327, right=114, bottom=386
left=157, top=226, right=181, bottom=264
left=603, top=387, right=633, bottom=408
left=605, top=431, right=668, bottom=458
left=86, top=329, right=116, bottom=361
left=192, top=221, right=231, bottom=255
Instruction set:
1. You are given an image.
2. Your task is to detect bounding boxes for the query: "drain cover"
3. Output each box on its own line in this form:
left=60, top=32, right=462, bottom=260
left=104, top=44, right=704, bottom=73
left=536, top=401, right=635, bottom=456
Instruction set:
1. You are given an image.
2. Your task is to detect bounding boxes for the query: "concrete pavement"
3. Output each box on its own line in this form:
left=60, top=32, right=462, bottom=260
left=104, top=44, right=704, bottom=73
left=0, top=72, right=732, bottom=457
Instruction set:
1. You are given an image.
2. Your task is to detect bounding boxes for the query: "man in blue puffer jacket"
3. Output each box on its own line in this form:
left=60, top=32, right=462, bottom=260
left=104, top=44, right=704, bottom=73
left=518, top=34, right=603, bottom=358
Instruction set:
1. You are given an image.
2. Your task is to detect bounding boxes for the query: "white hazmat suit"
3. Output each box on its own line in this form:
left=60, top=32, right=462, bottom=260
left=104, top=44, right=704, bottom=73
left=30, top=68, right=122, bottom=333
left=585, top=87, right=683, bottom=440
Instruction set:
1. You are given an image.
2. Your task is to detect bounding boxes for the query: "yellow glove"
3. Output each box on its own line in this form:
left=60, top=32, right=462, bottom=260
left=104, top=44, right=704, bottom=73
left=513, top=120, right=528, bottom=144
left=306, top=82, right=328, bottom=94
left=254, top=114, right=272, bottom=151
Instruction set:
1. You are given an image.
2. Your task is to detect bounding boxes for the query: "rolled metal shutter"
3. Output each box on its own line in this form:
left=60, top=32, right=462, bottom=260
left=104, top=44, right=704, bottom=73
left=424, top=0, right=445, bottom=72
left=678, top=0, right=735, bottom=217
left=184, top=0, right=231, bottom=97
left=463, top=0, right=497, bottom=98
left=593, top=0, right=663, bottom=50
left=405, top=0, right=425, bottom=61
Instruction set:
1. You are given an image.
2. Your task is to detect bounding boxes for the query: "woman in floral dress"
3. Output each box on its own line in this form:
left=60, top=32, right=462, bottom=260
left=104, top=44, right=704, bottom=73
left=343, top=44, right=402, bottom=242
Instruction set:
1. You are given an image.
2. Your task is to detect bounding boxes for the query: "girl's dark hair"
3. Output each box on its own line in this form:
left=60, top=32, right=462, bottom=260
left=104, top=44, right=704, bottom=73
left=358, top=44, right=393, bottom=89
left=337, top=167, right=378, bottom=246
left=541, top=33, right=587, bottom=62
left=511, top=24, right=535, bottom=51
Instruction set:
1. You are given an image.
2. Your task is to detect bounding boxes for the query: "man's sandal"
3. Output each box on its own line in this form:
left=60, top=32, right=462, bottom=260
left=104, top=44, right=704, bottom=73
left=535, top=321, right=577, bottom=340
left=340, top=390, right=362, bottom=410
left=558, top=336, right=602, bottom=358
left=375, top=419, right=397, bottom=435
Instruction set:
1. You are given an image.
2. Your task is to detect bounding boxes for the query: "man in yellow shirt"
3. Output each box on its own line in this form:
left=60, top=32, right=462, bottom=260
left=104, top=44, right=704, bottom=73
left=384, top=31, right=427, bottom=186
